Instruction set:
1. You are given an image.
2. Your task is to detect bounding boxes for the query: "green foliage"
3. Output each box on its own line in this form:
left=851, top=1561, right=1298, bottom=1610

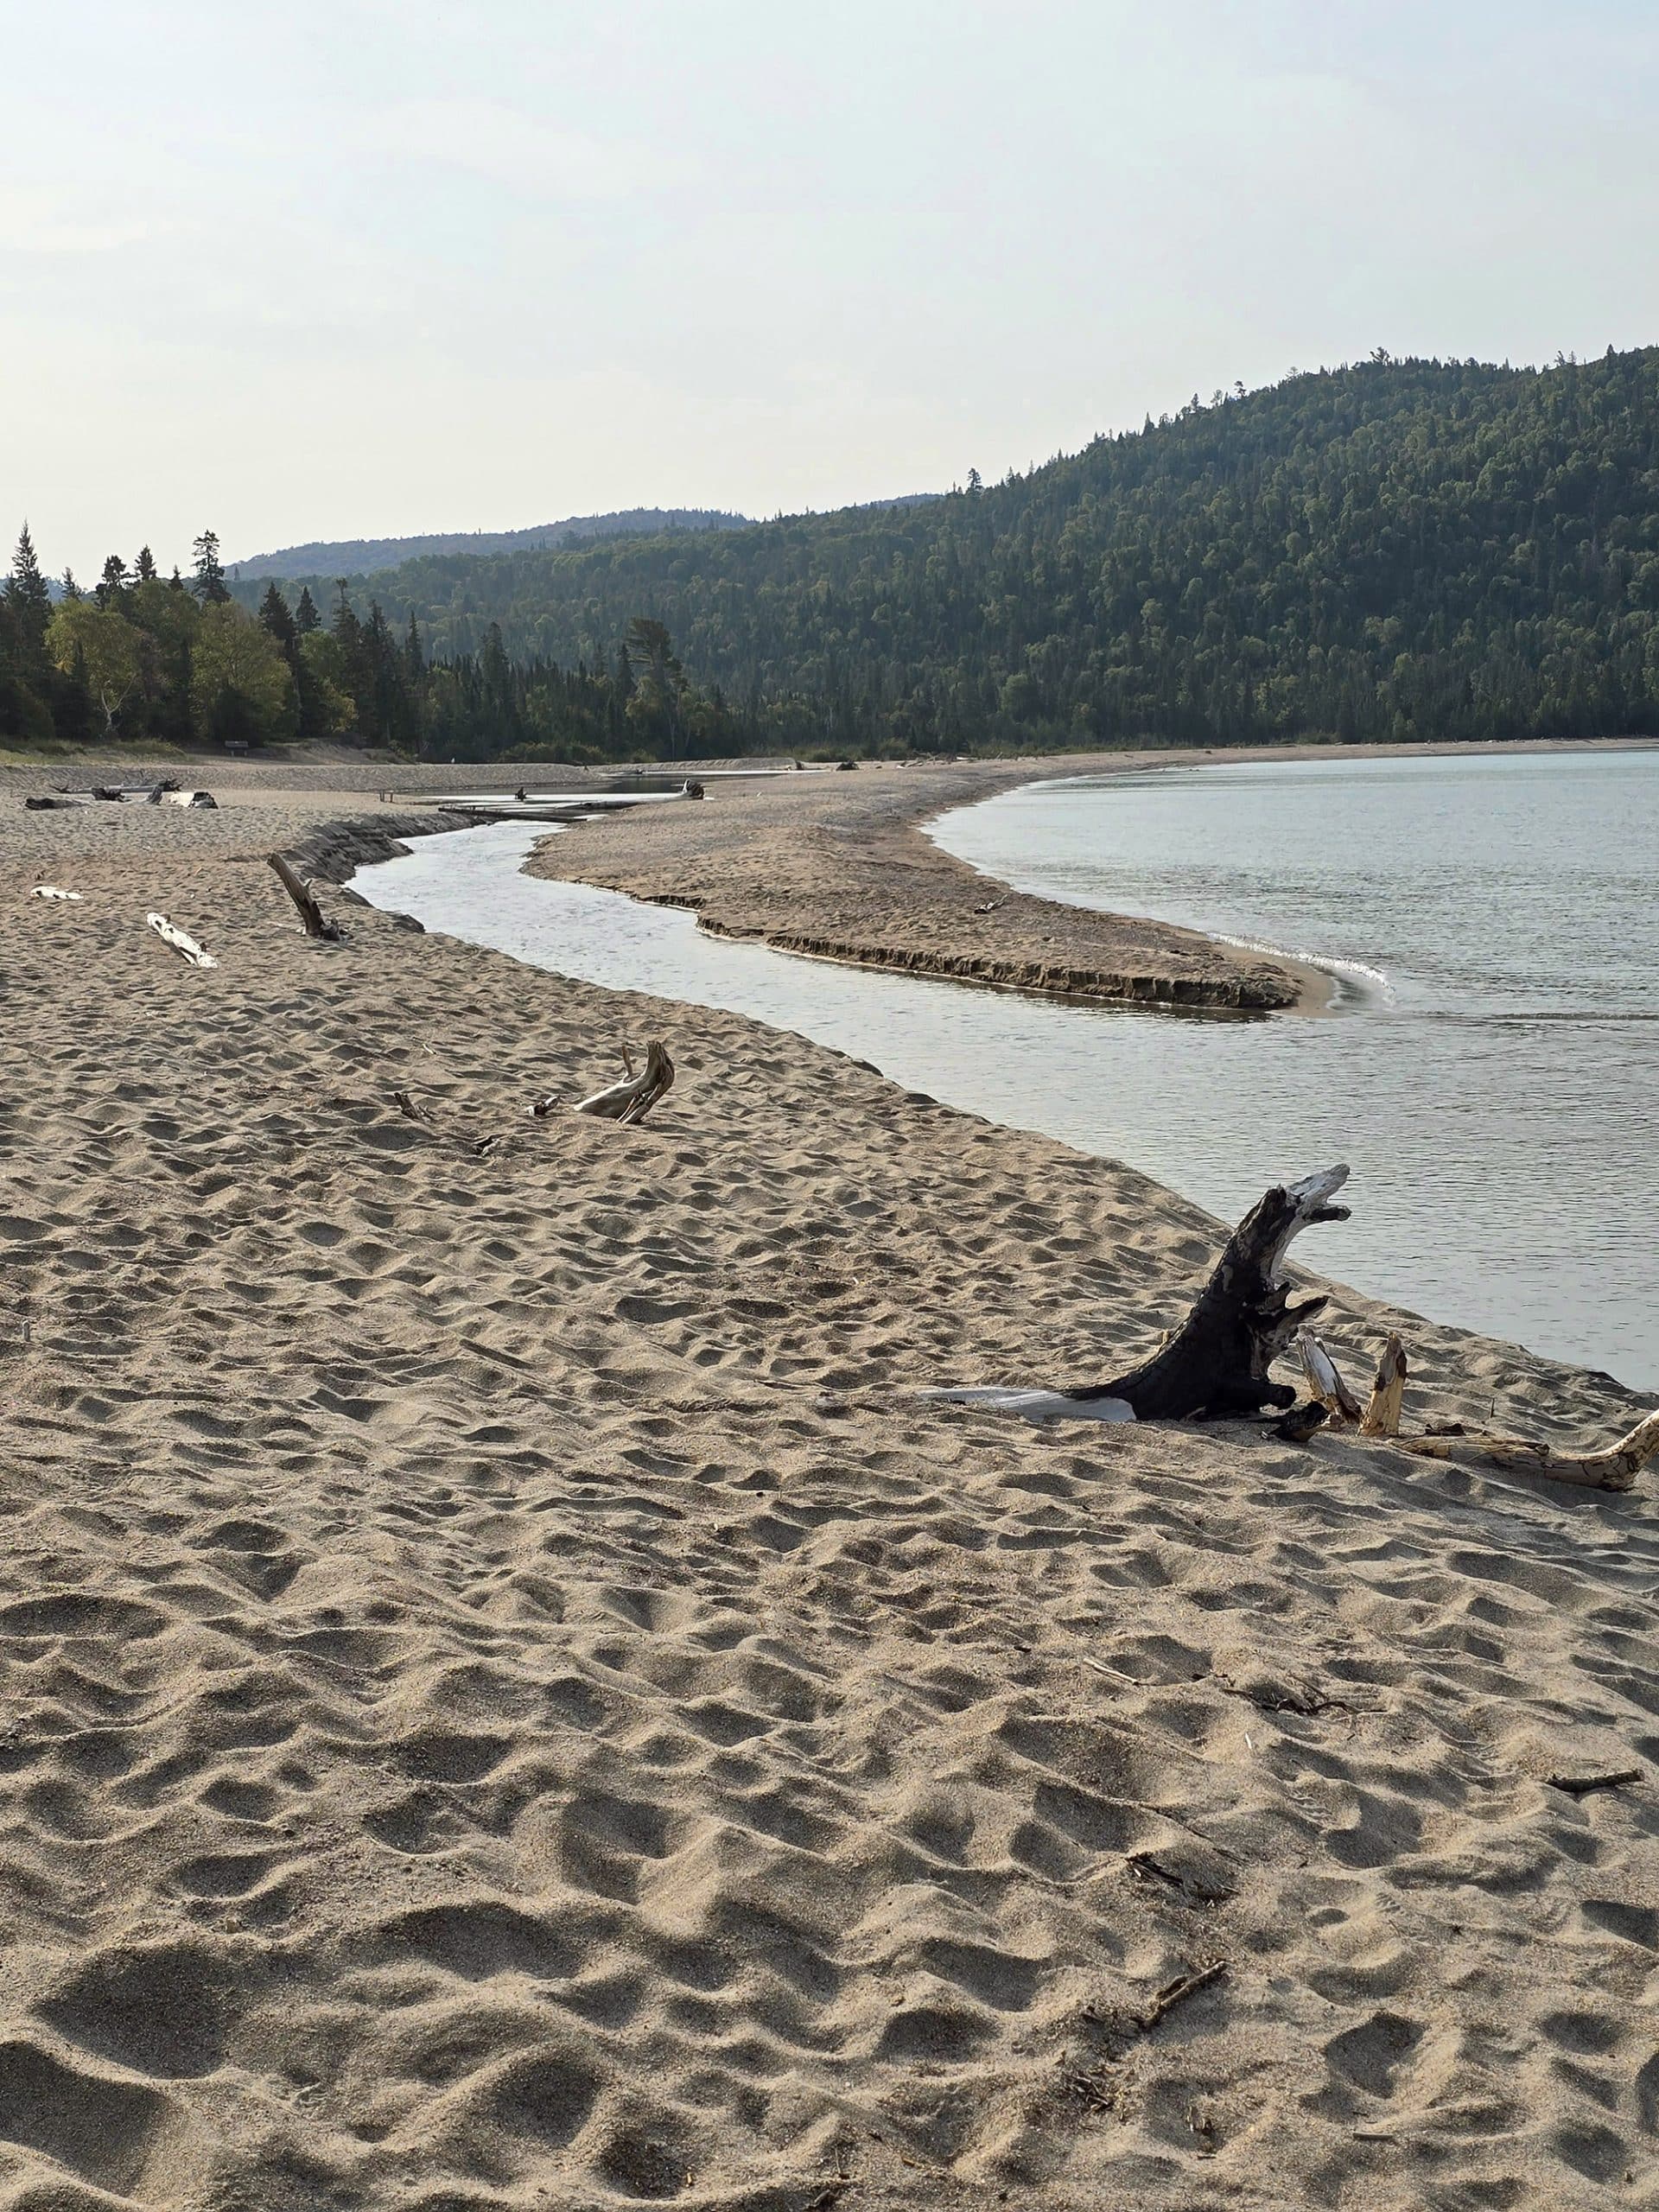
left=189, top=602, right=293, bottom=741
left=46, top=601, right=148, bottom=734
left=10, top=348, right=1659, bottom=759
left=245, top=348, right=1659, bottom=753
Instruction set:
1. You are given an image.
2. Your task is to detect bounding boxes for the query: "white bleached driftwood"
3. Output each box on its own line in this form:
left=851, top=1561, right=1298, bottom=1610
left=32, top=887, right=84, bottom=901
left=1295, top=1328, right=1363, bottom=1423
left=1402, top=1408, right=1659, bottom=1493
left=146, top=912, right=218, bottom=969
left=564, top=1039, right=676, bottom=1126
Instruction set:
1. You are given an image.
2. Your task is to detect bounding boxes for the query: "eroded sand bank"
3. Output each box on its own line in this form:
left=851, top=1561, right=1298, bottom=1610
left=520, top=760, right=1315, bottom=1011
left=1, top=762, right=1656, bottom=2211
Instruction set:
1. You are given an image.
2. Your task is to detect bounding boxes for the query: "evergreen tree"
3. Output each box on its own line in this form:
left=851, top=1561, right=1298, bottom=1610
left=257, top=582, right=298, bottom=651
left=294, top=584, right=321, bottom=634
left=133, top=545, right=158, bottom=583
left=3, top=524, right=54, bottom=659
left=95, top=554, right=130, bottom=609
left=192, top=529, right=231, bottom=604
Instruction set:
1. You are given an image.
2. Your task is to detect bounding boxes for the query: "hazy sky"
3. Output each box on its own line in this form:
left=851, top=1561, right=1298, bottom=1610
left=4, top=1, right=1656, bottom=576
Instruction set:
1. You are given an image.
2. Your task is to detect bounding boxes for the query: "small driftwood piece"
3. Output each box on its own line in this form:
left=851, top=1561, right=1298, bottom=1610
left=1400, top=1408, right=1659, bottom=1493
left=924, top=1166, right=1350, bottom=1424
left=1546, top=1768, right=1641, bottom=1797
left=1295, top=1329, right=1363, bottom=1423
left=1133, top=1961, right=1229, bottom=2035
left=146, top=912, right=217, bottom=969
left=1361, top=1335, right=1408, bottom=1437
left=32, top=886, right=84, bottom=901
left=570, top=1039, right=676, bottom=1126
left=392, top=1090, right=435, bottom=1127
left=269, top=853, right=342, bottom=940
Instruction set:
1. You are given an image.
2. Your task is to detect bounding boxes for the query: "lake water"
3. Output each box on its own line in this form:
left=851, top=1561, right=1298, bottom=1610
left=353, top=747, right=1658, bottom=1389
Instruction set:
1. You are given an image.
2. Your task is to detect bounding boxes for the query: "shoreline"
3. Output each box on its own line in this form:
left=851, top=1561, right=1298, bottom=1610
left=519, top=759, right=1322, bottom=1014
left=3, top=762, right=1657, bottom=2209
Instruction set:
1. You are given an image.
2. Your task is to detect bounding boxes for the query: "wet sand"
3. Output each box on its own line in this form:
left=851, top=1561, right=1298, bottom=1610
left=1, top=760, right=1656, bottom=2210
left=518, top=760, right=1316, bottom=1011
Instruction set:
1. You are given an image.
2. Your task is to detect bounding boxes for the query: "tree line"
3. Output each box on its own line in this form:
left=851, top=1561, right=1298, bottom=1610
left=0, top=529, right=775, bottom=760
left=236, top=346, right=1659, bottom=754
left=10, top=346, right=1659, bottom=759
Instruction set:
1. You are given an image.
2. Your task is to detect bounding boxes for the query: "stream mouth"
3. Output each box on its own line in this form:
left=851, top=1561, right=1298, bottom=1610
left=353, top=751, right=1659, bottom=1390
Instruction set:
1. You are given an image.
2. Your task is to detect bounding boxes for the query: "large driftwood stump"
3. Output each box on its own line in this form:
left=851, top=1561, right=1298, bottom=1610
left=1065, top=1166, right=1351, bottom=1421
left=924, top=1166, right=1350, bottom=1424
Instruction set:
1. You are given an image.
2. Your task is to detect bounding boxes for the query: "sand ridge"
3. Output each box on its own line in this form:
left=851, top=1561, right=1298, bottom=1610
left=515, top=761, right=1314, bottom=1012
left=1, top=771, right=1656, bottom=2209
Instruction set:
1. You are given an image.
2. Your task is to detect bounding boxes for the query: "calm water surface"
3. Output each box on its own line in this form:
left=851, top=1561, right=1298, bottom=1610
left=354, top=749, right=1657, bottom=1388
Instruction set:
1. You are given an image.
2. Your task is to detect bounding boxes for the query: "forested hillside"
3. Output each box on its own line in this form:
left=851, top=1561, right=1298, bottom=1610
left=9, top=350, right=1659, bottom=760
left=240, top=347, right=1659, bottom=755
left=228, top=508, right=753, bottom=583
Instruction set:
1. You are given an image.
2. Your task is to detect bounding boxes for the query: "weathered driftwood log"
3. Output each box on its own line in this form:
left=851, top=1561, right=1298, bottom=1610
left=146, top=913, right=217, bottom=969
left=269, top=853, right=342, bottom=940
left=1361, top=1335, right=1408, bottom=1437
left=1402, top=1409, right=1659, bottom=1493
left=924, top=1165, right=1350, bottom=1424
left=1296, top=1328, right=1363, bottom=1423
left=574, top=1039, right=676, bottom=1125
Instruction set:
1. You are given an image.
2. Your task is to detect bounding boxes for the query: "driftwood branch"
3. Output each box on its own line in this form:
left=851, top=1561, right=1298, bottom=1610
left=146, top=913, right=217, bottom=969
left=1361, top=1335, right=1408, bottom=1437
left=31, top=886, right=84, bottom=901
left=1401, top=1408, right=1659, bottom=1493
left=269, top=853, right=342, bottom=940
left=1295, top=1329, right=1363, bottom=1422
left=571, top=1039, right=676, bottom=1125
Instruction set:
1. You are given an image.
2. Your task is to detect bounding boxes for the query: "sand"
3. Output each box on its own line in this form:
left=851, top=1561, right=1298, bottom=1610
left=2, top=760, right=1656, bottom=2211
left=518, top=761, right=1313, bottom=1011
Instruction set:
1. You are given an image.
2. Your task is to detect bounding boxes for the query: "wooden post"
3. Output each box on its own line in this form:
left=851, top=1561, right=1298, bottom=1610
left=1361, top=1336, right=1408, bottom=1437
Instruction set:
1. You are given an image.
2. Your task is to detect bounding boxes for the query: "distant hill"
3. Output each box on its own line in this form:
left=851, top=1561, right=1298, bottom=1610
left=229, top=508, right=754, bottom=581
left=238, top=350, right=1659, bottom=752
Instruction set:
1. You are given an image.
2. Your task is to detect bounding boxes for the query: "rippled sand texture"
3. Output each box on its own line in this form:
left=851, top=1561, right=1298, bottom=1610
left=2, top=782, right=1656, bottom=2211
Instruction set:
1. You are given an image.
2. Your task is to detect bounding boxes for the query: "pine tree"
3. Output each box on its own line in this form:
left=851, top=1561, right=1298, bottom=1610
left=192, top=530, right=230, bottom=604
left=3, top=524, right=54, bottom=658
left=295, top=585, right=321, bottom=634
left=96, top=554, right=130, bottom=608
left=133, top=545, right=158, bottom=583
left=257, top=582, right=298, bottom=652
left=60, top=569, right=82, bottom=602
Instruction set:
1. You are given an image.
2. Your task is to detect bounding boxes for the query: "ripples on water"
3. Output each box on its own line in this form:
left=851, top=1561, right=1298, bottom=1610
left=354, top=747, right=1657, bottom=1388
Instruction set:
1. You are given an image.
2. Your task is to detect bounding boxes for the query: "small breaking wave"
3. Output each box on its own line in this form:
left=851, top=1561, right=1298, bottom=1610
left=1210, top=931, right=1395, bottom=1008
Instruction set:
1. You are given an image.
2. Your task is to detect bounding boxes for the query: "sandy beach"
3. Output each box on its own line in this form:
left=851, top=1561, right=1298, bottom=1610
left=3, top=756, right=1657, bottom=2210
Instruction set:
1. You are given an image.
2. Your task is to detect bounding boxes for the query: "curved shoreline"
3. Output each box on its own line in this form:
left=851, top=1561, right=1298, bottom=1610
left=519, top=759, right=1321, bottom=1014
